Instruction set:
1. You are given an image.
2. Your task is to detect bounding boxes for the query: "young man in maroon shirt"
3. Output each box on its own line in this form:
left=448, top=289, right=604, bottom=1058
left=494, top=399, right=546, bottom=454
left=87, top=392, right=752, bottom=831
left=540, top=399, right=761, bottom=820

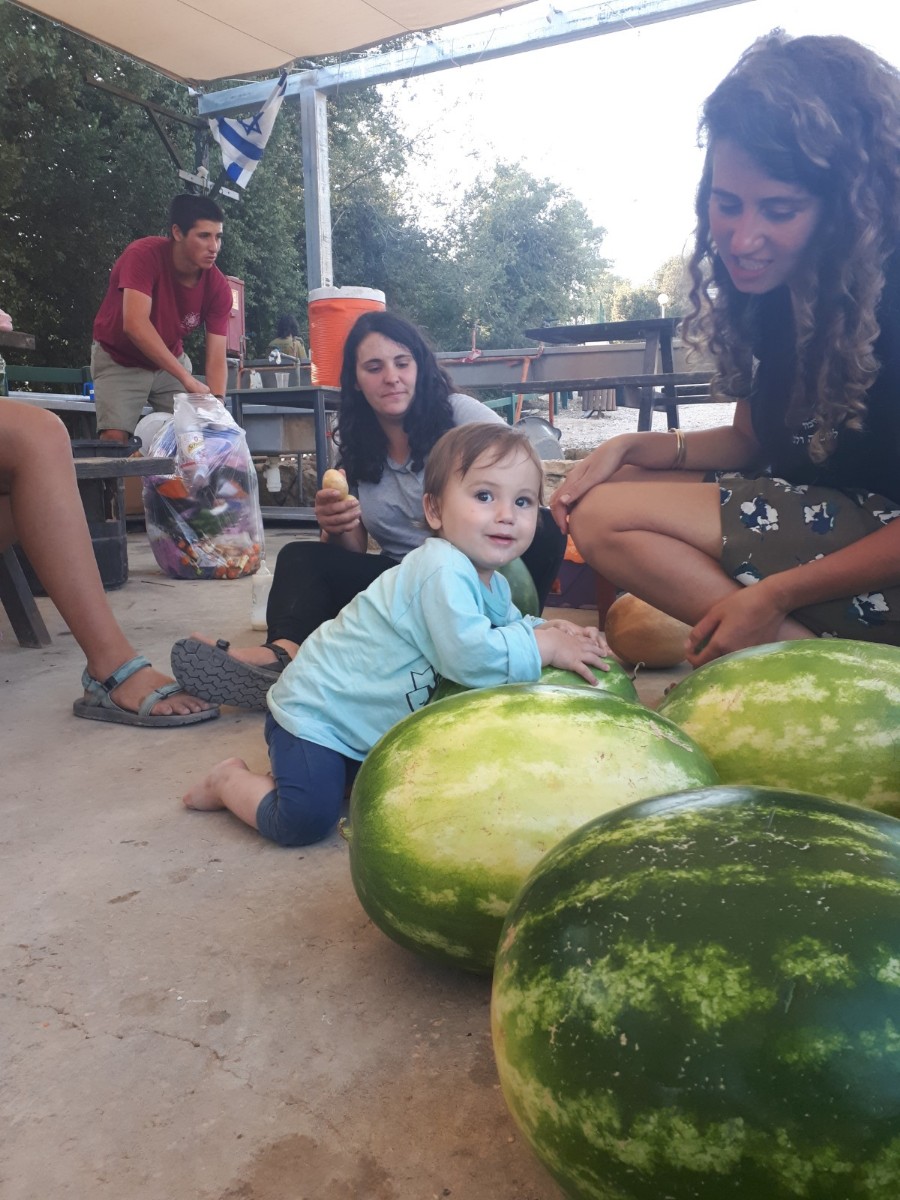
left=91, top=194, right=233, bottom=444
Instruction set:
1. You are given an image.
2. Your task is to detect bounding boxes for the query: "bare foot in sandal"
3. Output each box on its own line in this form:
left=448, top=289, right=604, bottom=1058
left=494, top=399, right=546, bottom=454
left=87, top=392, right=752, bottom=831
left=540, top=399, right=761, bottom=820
left=106, top=663, right=213, bottom=716
left=75, top=654, right=219, bottom=726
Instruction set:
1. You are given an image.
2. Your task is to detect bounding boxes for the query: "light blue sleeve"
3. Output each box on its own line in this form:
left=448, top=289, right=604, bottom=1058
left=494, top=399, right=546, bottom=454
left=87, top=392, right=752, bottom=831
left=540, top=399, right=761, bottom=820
left=400, top=555, right=541, bottom=687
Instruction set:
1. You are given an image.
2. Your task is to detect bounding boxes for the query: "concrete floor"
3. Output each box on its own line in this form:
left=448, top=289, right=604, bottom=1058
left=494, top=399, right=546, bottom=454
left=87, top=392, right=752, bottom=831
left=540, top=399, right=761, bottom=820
left=1, top=528, right=686, bottom=1200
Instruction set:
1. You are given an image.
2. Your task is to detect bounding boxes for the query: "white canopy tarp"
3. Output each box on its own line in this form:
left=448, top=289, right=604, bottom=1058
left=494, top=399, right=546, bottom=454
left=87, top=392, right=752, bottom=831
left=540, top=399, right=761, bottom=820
left=10, top=0, right=528, bottom=84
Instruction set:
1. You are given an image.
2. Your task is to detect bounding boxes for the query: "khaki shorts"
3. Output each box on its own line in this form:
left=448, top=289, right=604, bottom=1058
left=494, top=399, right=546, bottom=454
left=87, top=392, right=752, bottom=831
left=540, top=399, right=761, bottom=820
left=711, top=471, right=900, bottom=643
left=91, top=341, right=192, bottom=434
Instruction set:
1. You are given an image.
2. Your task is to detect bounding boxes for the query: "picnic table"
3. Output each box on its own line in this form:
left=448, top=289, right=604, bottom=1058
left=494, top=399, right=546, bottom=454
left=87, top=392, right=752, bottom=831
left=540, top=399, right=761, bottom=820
left=523, top=318, right=714, bottom=430
left=0, top=329, right=36, bottom=352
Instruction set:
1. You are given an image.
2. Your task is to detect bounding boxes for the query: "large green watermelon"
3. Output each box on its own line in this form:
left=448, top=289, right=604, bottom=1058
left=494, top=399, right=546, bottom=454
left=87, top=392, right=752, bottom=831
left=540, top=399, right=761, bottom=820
left=498, top=557, right=540, bottom=617
left=657, top=639, right=900, bottom=813
left=430, top=661, right=638, bottom=704
left=492, top=785, right=900, bottom=1200
left=343, top=685, right=717, bottom=973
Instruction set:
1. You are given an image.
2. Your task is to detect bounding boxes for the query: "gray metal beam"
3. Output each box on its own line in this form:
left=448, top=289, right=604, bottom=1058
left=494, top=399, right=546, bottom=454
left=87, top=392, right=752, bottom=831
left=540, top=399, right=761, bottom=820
left=198, top=0, right=752, bottom=116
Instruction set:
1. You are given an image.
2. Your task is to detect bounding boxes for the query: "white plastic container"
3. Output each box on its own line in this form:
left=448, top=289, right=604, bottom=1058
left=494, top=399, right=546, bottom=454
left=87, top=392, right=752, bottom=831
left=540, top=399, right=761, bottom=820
left=250, top=561, right=273, bottom=630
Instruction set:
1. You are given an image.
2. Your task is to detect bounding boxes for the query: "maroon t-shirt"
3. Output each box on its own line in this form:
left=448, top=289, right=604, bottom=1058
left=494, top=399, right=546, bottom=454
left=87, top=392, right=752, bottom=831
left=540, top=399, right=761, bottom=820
left=92, top=236, right=233, bottom=370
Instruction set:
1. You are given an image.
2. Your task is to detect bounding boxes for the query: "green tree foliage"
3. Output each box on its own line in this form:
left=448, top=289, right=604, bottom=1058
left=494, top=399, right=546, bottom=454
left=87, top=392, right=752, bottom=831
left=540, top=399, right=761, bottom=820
left=605, top=280, right=660, bottom=321
left=450, top=162, right=609, bottom=349
left=651, top=253, right=692, bottom=316
left=0, top=5, right=195, bottom=363
left=0, top=6, right=410, bottom=362
left=586, top=254, right=693, bottom=325
left=326, top=92, right=460, bottom=347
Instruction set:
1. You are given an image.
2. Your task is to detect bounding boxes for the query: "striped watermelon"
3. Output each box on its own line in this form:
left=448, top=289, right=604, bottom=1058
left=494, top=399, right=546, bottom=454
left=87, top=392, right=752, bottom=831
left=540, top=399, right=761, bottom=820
left=498, top=557, right=540, bottom=617
left=343, top=685, right=717, bottom=973
left=431, top=661, right=639, bottom=705
left=657, top=639, right=900, bottom=813
left=492, top=785, right=900, bottom=1199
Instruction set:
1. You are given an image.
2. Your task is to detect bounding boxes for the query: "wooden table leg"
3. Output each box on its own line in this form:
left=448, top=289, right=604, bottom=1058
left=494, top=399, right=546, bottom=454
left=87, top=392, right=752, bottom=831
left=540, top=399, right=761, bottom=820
left=658, top=327, right=679, bottom=428
left=0, top=547, right=52, bottom=647
left=636, top=330, right=662, bottom=431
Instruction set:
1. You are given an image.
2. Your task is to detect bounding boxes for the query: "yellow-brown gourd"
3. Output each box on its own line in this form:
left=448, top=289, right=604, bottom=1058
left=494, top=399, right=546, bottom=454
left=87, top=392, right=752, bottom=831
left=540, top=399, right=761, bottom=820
left=321, top=468, right=349, bottom=498
left=604, top=594, right=690, bottom=668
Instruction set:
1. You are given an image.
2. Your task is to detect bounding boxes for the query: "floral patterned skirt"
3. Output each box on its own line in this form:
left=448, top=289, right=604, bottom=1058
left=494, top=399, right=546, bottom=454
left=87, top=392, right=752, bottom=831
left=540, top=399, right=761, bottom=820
left=707, top=472, right=900, bottom=643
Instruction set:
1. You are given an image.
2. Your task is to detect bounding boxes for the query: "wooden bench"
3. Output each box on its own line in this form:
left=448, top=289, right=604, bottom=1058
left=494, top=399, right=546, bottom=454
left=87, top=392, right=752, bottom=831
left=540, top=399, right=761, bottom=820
left=6, top=364, right=92, bottom=393
left=480, top=393, right=544, bottom=424
left=481, top=395, right=516, bottom=424
left=0, top=455, right=175, bottom=649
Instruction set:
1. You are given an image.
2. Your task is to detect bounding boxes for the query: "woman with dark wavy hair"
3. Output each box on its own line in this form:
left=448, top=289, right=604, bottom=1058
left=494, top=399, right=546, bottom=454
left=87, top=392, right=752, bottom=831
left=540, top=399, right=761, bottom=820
left=551, top=30, right=900, bottom=665
left=172, top=310, right=565, bottom=707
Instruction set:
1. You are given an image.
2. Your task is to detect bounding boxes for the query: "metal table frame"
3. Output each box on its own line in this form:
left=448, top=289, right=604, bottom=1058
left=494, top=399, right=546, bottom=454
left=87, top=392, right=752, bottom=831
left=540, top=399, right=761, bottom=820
left=523, top=317, right=689, bottom=429
left=226, top=384, right=341, bottom=521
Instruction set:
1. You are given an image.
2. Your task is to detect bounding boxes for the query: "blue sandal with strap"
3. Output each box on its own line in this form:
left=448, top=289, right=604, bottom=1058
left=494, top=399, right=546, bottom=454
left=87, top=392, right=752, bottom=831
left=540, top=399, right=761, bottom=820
left=73, top=655, right=220, bottom=727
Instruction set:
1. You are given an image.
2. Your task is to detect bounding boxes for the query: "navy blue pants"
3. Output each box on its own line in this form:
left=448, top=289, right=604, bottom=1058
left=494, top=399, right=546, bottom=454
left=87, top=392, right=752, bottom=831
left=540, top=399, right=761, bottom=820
left=256, top=714, right=360, bottom=847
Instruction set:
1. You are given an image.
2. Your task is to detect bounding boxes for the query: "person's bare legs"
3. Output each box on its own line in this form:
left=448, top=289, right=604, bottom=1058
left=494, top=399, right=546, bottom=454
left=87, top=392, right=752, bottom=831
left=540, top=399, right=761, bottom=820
left=182, top=757, right=271, bottom=829
left=568, top=469, right=812, bottom=637
left=99, top=429, right=131, bottom=444
left=0, top=400, right=212, bottom=715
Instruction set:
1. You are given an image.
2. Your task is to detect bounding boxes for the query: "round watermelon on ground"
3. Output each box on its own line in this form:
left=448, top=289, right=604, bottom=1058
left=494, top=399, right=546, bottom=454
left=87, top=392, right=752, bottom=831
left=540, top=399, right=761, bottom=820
left=343, top=685, right=717, bottom=973
left=430, top=660, right=639, bottom=705
left=657, top=639, right=900, bottom=813
left=492, top=784, right=900, bottom=1200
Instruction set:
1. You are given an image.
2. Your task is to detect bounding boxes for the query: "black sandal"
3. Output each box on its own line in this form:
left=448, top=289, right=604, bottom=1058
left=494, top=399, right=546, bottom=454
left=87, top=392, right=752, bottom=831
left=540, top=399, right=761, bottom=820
left=170, top=637, right=291, bottom=710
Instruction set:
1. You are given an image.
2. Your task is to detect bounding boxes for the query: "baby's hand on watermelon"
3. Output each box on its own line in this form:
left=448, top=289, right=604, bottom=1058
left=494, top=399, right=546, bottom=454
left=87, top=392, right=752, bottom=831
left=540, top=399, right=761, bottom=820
left=540, top=619, right=610, bottom=658
left=535, top=625, right=610, bottom=683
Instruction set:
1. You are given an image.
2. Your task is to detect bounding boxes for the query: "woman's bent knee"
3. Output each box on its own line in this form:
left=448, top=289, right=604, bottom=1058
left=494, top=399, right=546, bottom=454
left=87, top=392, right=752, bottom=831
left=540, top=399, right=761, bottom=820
left=0, top=402, right=71, bottom=469
left=568, top=486, right=621, bottom=559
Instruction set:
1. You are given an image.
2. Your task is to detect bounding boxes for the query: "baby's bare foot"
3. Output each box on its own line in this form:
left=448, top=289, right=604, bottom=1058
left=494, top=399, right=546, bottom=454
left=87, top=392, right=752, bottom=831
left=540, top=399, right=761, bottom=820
left=183, top=757, right=248, bottom=810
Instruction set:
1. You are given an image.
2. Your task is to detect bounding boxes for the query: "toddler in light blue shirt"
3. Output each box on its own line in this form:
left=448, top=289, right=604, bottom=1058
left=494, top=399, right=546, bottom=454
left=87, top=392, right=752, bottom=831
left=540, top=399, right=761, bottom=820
left=183, top=423, right=609, bottom=845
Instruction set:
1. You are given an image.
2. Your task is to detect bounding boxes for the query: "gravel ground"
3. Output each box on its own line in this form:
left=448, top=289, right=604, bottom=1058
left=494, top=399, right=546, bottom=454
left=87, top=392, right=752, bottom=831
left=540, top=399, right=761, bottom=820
left=540, top=398, right=737, bottom=456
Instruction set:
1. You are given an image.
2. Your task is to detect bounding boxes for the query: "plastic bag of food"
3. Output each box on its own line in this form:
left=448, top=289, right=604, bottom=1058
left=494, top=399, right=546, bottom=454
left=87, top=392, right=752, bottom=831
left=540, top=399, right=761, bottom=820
left=142, top=393, right=264, bottom=580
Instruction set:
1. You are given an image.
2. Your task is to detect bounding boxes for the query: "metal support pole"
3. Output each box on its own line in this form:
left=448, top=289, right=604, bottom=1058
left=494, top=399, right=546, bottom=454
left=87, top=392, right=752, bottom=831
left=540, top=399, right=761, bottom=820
left=299, top=90, right=333, bottom=291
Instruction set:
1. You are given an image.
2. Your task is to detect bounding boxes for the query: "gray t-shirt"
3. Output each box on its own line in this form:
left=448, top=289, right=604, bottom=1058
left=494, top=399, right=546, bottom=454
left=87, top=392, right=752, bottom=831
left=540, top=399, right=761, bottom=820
left=356, top=392, right=504, bottom=561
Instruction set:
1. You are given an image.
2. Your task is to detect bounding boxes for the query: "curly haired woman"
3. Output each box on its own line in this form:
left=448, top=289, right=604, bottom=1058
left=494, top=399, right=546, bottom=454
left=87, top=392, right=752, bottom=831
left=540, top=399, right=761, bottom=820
left=551, top=30, right=900, bottom=665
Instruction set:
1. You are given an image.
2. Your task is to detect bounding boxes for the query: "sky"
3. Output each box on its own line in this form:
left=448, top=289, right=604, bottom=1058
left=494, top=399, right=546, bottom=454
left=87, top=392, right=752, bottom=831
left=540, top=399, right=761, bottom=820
left=384, top=0, right=900, bottom=284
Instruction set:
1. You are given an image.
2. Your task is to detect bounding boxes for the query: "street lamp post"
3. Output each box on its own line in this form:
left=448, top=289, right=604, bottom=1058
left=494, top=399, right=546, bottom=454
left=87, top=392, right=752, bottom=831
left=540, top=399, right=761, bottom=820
left=657, top=292, right=670, bottom=318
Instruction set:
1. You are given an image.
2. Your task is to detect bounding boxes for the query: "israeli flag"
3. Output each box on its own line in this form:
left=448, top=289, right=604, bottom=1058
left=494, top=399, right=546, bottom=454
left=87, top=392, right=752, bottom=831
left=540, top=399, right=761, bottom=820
left=209, top=71, right=288, bottom=190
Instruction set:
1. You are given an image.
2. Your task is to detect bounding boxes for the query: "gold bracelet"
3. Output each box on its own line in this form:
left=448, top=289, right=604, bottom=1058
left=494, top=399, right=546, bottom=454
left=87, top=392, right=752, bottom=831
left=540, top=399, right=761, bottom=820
left=668, top=427, right=686, bottom=469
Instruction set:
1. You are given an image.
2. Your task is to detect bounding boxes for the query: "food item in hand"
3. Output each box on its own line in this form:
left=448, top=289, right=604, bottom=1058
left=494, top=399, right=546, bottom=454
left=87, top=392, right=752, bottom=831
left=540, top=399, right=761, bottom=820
left=321, top=468, right=349, bottom=498
left=604, top=593, right=690, bottom=668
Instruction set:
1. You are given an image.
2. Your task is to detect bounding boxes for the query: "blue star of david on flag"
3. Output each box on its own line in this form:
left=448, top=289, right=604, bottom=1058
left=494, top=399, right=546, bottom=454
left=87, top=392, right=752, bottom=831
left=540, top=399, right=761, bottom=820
left=239, top=114, right=264, bottom=138
left=209, top=72, right=287, bottom=190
